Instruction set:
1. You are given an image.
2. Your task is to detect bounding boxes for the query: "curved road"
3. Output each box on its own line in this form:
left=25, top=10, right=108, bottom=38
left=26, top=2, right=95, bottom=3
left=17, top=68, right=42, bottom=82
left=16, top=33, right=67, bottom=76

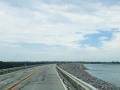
left=0, top=64, right=67, bottom=90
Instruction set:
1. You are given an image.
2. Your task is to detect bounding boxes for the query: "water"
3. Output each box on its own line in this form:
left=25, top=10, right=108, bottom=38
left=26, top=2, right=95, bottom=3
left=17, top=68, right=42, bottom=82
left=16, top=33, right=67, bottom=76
left=84, top=64, right=120, bottom=87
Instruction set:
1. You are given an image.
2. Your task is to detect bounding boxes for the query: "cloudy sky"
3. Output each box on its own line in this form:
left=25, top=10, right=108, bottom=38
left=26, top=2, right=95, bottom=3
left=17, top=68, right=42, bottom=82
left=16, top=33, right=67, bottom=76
left=0, top=0, right=120, bottom=62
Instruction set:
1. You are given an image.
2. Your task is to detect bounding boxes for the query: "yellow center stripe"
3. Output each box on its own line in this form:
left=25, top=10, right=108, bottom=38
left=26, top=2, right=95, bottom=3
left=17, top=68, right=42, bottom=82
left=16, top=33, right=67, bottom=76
left=4, top=70, right=38, bottom=90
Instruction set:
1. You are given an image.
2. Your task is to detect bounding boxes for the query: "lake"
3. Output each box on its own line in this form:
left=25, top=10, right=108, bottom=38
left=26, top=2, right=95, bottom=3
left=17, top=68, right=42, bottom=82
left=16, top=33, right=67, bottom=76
left=84, top=64, right=120, bottom=87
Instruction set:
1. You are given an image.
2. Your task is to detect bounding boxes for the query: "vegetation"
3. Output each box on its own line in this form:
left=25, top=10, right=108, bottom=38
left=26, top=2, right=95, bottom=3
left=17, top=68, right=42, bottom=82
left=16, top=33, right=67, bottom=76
left=0, top=61, right=120, bottom=69
left=0, top=61, right=42, bottom=69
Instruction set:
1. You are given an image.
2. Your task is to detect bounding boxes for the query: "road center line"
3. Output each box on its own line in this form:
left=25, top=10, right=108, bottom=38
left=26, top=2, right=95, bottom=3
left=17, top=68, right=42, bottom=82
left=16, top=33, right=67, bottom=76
left=4, top=69, right=38, bottom=90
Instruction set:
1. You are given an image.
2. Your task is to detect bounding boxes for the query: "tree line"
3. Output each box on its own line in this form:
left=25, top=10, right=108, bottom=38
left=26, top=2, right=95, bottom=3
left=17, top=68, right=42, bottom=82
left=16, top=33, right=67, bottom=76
left=0, top=61, right=120, bottom=69
left=0, top=61, right=44, bottom=69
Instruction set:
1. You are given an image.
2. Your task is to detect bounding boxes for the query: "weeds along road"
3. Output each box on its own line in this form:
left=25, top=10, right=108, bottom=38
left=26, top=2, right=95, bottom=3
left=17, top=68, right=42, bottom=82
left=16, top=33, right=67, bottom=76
left=0, top=64, right=67, bottom=90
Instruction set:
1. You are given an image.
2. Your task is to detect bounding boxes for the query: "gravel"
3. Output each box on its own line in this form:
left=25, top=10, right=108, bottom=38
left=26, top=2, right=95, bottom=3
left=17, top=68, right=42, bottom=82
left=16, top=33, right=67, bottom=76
left=57, top=63, right=120, bottom=90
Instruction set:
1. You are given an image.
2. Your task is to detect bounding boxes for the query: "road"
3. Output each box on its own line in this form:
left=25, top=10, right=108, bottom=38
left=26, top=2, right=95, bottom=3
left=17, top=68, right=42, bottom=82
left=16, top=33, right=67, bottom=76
left=0, top=64, right=67, bottom=90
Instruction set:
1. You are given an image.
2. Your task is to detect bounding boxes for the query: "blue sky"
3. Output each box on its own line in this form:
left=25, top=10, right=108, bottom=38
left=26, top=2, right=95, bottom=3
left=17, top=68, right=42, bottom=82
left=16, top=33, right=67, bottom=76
left=79, top=30, right=117, bottom=47
left=0, top=0, right=120, bottom=61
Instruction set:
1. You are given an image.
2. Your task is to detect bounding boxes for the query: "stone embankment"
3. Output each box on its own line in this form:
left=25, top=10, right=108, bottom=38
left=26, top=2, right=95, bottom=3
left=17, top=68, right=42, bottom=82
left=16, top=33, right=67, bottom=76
left=57, top=63, right=120, bottom=90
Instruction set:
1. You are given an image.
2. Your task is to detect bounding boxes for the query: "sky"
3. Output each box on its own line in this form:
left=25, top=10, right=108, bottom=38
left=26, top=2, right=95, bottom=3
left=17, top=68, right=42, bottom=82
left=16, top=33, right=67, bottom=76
left=0, top=0, right=120, bottom=62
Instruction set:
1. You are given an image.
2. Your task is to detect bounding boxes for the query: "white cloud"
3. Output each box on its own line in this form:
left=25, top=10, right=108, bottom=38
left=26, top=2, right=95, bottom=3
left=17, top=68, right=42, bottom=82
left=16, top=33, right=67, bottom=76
left=101, top=31, right=120, bottom=50
left=0, top=0, right=120, bottom=61
left=0, top=1, right=120, bottom=46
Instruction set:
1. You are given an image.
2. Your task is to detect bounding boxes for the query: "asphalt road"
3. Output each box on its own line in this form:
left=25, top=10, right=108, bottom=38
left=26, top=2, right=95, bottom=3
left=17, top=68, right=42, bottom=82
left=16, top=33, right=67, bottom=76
left=0, top=64, right=67, bottom=90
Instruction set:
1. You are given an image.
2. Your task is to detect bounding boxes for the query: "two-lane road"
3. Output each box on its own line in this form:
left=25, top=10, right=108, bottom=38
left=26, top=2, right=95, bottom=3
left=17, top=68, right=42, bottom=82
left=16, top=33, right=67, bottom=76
left=0, top=64, right=67, bottom=90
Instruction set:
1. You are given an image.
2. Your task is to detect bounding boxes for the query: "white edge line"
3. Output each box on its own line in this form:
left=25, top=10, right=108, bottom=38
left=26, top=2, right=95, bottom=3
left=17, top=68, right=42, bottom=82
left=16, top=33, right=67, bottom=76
left=55, top=66, right=68, bottom=90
